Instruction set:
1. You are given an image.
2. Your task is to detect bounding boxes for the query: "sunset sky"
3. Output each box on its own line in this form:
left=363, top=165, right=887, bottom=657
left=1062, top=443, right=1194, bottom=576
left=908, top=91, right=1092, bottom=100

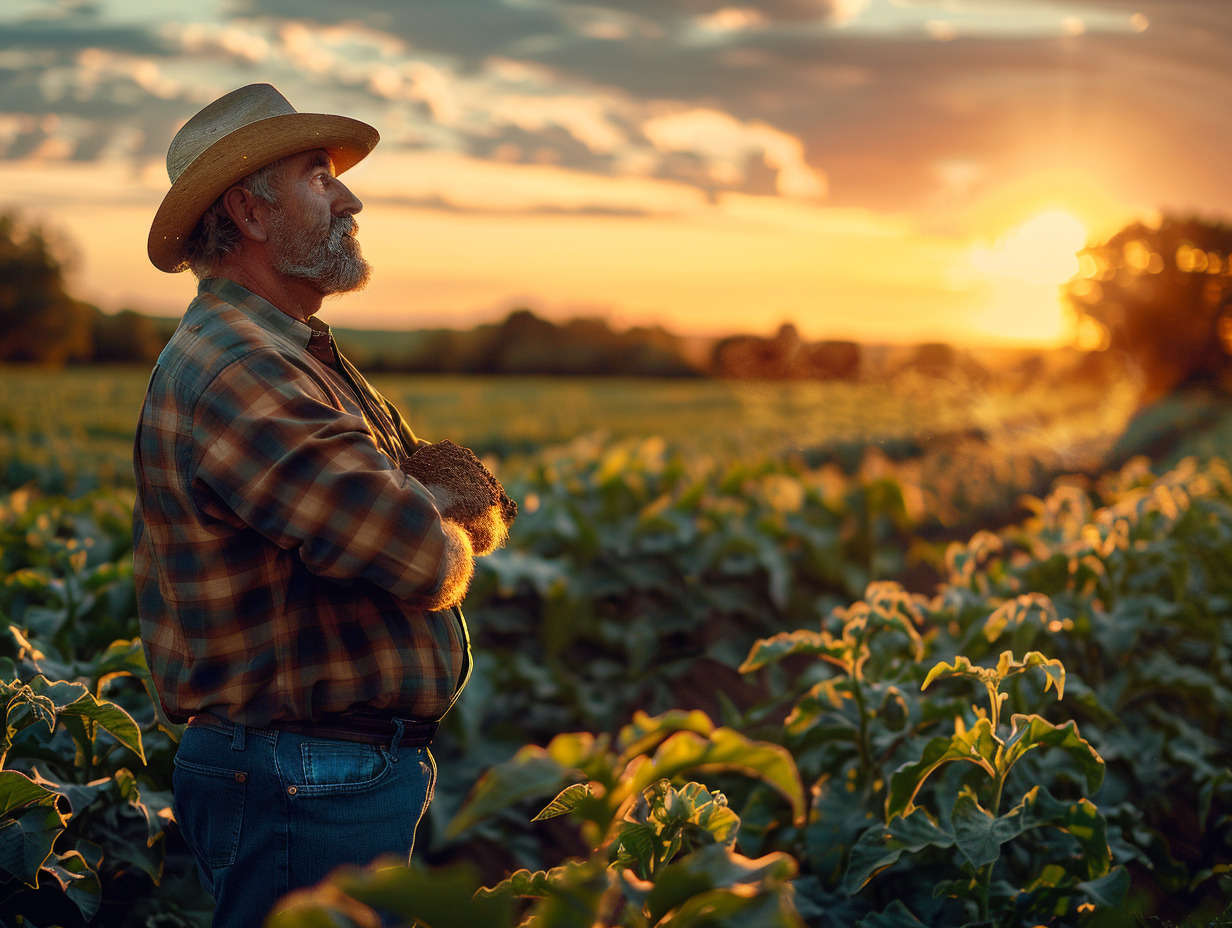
left=2, top=0, right=1230, bottom=346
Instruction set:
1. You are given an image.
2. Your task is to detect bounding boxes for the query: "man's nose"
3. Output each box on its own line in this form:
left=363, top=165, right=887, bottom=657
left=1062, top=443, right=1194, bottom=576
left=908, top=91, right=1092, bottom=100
left=334, top=180, right=363, bottom=216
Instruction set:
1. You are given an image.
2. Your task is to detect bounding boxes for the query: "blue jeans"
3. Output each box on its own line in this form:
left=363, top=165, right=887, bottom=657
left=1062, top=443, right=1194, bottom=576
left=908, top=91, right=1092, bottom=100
left=172, top=715, right=436, bottom=928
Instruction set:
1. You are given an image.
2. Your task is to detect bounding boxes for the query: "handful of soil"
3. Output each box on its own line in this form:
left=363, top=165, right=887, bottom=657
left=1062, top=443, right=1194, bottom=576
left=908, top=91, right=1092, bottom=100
left=401, top=440, right=517, bottom=555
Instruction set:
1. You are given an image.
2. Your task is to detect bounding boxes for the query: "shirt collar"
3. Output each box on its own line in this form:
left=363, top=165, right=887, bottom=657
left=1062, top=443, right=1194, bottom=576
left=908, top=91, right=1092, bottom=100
left=198, top=277, right=332, bottom=349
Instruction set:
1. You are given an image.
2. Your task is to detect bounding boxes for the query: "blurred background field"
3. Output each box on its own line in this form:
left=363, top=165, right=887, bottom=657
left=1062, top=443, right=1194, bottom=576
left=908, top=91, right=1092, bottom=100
left=0, top=363, right=1142, bottom=522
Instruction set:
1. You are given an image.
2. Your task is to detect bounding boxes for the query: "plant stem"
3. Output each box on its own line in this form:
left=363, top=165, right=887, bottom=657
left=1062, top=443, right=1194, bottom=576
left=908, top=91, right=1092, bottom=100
left=851, top=674, right=872, bottom=780
left=977, top=770, right=1008, bottom=923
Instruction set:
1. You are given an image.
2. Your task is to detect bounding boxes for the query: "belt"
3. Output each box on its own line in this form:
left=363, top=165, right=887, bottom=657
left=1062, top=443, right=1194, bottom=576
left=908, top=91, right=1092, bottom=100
left=194, top=712, right=437, bottom=747
left=270, top=714, right=438, bottom=747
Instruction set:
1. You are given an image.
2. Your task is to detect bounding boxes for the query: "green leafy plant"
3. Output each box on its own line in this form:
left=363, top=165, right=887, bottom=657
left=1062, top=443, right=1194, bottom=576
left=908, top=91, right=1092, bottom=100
left=452, top=709, right=805, bottom=927
left=447, top=708, right=804, bottom=848
left=266, top=713, right=808, bottom=928
left=0, top=486, right=191, bottom=926
left=847, top=650, right=1126, bottom=926
left=478, top=778, right=804, bottom=928
left=0, top=672, right=150, bottom=923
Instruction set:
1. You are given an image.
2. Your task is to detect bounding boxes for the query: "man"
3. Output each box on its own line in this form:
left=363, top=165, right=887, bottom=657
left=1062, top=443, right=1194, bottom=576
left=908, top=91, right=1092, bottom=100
left=134, top=83, right=514, bottom=927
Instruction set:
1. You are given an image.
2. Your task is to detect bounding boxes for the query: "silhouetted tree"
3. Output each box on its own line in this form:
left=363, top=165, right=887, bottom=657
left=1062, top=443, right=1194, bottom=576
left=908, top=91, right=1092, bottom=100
left=0, top=213, right=97, bottom=365
left=1064, top=215, right=1232, bottom=402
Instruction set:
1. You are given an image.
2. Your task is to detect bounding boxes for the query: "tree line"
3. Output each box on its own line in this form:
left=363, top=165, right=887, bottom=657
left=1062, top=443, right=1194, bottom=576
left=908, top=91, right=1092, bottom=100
left=0, top=214, right=170, bottom=365
left=4, top=209, right=1232, bottom=399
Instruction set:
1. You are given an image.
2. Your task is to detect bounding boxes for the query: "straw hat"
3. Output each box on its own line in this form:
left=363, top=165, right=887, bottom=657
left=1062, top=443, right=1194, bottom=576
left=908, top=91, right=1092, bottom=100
left=148, top=83, right=379, bottom=272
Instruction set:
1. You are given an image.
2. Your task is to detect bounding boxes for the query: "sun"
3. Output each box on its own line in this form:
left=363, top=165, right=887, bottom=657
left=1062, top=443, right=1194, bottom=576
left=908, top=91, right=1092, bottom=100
left=965, top=209, right=1091, bottom=345
left=969, top=210, right=1089, bottom=286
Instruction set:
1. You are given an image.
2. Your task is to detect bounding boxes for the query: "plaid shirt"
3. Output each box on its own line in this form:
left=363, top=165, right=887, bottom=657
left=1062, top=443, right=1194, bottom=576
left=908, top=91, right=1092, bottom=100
left=133, top=278, right=470, bottom=727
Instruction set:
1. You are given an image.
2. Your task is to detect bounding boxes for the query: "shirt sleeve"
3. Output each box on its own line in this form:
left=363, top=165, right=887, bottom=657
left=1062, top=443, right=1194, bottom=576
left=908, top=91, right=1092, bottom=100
left=190, top=347, right=450, bottom=600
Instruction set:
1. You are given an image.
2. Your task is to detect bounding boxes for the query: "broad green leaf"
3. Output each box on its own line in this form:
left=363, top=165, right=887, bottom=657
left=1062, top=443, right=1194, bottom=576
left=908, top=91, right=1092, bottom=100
left=959, top=785, right=1113, bottom=881
left=27, top=769, right=109, bottom=817
left=95, top=641, right=186, bottom=740
left=886, top=719, right=998, bottom=821
left=636, top=728, right=805, bottom=825
left=617, top=710, right=715, bottom=762
left=690, top=796, right=740, bottom=849
left=0, top=803, right=64, bottom=886
left=651, top=886, right=805, bottom=928
left=545, top=730, right=613, bottom=776
left=24, top=676, right=90, bottom=712
left=480, top=864, right=576, bottom=899
left=338, top=859, right=514, bottom=925
left=44, top=849, right=102, bottom=921
left=861, top=582, right=927, bottom=663
left=1011, top=651, right=1066, bottom=701
left=519, top=856, right=615, bottom=928
left=446, top=749, right=577, bottom=839
left=644, top=845, right=797, bottom=925
left=1077, top=868, right=1130, bottom=908
left=614, top=821, right=659, bottom=876
left=951, top=785, right=1019, bottom=869
left=739, top=629, right=840, bottom=674
left=1003, top=715, right=1104, bottom=794
left=1018, top=788, right=1112, bottom=880
left=844, top=809, right=954, bottom=895
left=4, top=685, right=58, bottom=739
left=921, top=655, right=983, bottom=692
left=91, top=638, right=151, bottom=690
left=983, top=593, right=1058, bottom=643
left=113, top=770, right=174, bottom=847
left=26, top=675, right=145, bottom=762
left=268, top=858, right=513, bottom=928
left=854, top=900, right=929, bottom=928
left=0, top=770, right=58, bottom=815
left=58, top=696, right=145, bottom=762
left=783, top=679, right=857, bottom=735
left=534, top=782, right=593, bottom=821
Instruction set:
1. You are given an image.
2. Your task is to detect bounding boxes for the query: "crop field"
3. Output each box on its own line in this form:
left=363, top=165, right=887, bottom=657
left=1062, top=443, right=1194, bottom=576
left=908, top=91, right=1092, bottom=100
left=1, top=363, right=1230, bottom=928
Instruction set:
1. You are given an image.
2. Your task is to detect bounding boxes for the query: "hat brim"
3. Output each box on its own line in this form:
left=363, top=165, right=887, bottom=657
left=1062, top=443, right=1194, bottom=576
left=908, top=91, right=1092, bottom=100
left=148, top=111, right=379, bottom=272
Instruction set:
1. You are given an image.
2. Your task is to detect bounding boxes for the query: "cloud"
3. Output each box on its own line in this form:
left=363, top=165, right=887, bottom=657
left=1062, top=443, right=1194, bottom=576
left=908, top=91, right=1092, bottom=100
left=366, top=191, right=656, bottom=218
left=2, top=0, right=1232, bottom=224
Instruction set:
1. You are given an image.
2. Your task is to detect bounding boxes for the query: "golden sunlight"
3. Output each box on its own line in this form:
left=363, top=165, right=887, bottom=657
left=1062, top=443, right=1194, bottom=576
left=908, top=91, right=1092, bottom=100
left=964, top=210, right=1091, bottom=345
left=969, top=210, right=1089, bottom=286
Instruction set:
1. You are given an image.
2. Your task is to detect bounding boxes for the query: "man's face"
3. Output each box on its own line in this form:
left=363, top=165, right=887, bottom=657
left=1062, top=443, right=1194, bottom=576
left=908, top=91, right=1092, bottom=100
left=265, top=150, right=370, bottom=295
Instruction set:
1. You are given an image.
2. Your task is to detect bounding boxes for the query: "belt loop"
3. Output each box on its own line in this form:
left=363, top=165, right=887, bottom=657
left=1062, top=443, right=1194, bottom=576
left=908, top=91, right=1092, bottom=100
left=389, top=718, right=404, bottom=756
left=231, top=720, right=246, bottom=751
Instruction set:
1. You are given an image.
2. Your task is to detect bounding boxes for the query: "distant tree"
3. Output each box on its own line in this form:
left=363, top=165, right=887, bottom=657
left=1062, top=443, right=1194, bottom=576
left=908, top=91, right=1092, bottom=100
left=93, top=308, right=166, bottom=364
left=0, top=212, right=98, bottom=365
left=1063, top=215, right=1232, bottom=402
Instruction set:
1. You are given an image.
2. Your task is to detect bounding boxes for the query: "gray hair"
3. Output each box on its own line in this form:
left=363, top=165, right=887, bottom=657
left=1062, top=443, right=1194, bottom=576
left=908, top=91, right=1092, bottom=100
left=183, top=159, right=284, bottom=278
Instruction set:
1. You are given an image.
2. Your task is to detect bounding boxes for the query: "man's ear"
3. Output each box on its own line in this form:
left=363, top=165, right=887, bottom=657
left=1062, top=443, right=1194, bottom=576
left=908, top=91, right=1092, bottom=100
left=221, top=186, right=270, bottom=243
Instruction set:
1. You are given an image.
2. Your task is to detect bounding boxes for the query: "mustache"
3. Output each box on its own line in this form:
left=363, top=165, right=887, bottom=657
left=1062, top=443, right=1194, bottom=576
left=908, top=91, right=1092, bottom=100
left=332, top=215, right=358, bottom=238
left=325, top=215, right=362, bottom=256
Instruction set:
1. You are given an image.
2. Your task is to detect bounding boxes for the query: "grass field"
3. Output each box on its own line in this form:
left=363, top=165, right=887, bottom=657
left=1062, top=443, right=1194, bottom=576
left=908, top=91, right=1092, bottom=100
left=0, top=363, right=1140, bottom=509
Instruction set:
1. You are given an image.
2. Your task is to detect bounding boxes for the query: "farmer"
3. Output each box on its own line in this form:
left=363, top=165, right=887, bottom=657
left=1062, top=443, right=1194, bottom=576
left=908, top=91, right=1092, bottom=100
left=133, top=83, right=514, bottom=927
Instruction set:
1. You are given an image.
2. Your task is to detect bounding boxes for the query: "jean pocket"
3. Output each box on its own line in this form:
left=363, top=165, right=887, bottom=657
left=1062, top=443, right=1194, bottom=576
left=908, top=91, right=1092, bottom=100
left=298, top=741, right=391, bottom=793
left=172, top=755, right=247, bottom=869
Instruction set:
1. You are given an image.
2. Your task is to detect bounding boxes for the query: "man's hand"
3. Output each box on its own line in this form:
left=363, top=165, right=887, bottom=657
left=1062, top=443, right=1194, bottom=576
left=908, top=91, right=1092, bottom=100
left=401, top=440, right=517, bottom=557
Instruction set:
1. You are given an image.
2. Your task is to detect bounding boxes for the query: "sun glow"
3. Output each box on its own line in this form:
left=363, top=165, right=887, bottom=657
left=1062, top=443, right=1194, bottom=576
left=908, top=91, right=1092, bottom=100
left=970, top=210, right=1089, bottom=286
left=966, top=210, right=1091, bottom=345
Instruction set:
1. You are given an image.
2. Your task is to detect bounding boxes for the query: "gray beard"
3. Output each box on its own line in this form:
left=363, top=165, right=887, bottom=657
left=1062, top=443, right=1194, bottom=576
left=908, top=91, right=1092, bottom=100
left=268, top=210, right=371, bottom=295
